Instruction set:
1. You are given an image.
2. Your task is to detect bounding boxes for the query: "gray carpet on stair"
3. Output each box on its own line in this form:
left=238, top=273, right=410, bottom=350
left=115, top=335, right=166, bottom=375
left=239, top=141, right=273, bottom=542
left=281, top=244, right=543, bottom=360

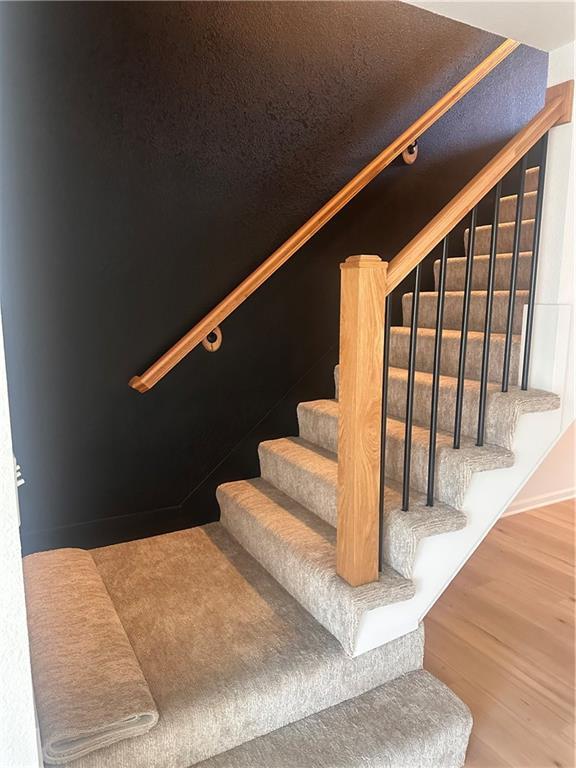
left=197, top=670, right=473, bottom=768
left=57, top=523, right=424, bottom=768
left=465, top=218, right=534, bottom=255
left=403, top=289, right=528, bottom=334
left=297, top=399, right=514, bottom=509
left=217, top=164, right=558, bottom=661
left=499, top=190, right=537, bottom=222
left=384, top=369, right=559, bottom=448
left=219, top=478, right=415, bottom=653
left=388, top=327, right=521, bottom=383
left=524, top=166, right=539, bottom=192
left=435, top=250, right=532, bottom=291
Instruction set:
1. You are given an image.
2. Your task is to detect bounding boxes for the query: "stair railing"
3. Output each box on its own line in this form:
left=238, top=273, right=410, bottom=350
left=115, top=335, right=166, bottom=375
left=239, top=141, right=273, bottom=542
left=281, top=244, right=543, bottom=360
left=129, top=39, right=519, bottom=392
left=336, top=80, right=573, bottom=586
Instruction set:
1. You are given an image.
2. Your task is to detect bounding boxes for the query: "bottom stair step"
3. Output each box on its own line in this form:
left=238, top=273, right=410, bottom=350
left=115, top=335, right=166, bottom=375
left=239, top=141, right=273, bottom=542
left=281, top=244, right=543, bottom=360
left=198, top=669, right=473, bottom=768
left=218, top=477, right=415, bottom=656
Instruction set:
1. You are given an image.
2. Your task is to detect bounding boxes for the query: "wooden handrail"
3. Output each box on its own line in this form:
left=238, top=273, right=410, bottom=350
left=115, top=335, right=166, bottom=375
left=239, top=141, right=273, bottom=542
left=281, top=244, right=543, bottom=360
left=386, top=80, right=574, bottom=296
left=130, top=39, right=519, bottom=392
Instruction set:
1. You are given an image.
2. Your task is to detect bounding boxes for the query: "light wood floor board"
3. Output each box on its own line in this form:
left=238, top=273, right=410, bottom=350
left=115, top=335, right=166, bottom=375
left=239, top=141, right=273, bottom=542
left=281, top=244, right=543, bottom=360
left=425, top=499, right=575, bottom=768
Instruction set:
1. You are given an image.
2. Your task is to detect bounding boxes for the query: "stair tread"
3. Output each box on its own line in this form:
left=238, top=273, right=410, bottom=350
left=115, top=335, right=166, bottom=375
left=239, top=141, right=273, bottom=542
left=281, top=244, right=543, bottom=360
left=390, top=325, right=515, bottom=340
left=402, top=290, right=529, bottom=335
left=500, top=190, right=537, bottom=203
left=436, top=251, right=532, bottom=264
left=408, top=289, right=529, bottom=297
left=471, top=218, right=535, bottom=231
left=332, top=365, right=560, bottom=448
left=296, top=401, right=516, bottom=510
left=218, top=478, right=466, bottom=610
left=464, top=217, right=534, bottom=257
left=386, top=366, right=558, bottom=399
left=261, top=433, right=337, bottom=484
left=261, top=427, right=467, bottom=534
left=219, top=476, right=412, bottom=597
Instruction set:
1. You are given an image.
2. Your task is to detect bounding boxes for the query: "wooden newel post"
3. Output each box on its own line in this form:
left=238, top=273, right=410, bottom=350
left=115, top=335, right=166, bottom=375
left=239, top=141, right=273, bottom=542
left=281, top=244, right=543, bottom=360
left=336, top=255, right=387, bottom=587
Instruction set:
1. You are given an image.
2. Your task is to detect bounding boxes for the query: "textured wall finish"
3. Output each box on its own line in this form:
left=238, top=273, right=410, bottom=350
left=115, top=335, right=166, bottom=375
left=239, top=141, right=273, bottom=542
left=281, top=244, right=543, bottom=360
left=0, top=2, right=547, bottom=551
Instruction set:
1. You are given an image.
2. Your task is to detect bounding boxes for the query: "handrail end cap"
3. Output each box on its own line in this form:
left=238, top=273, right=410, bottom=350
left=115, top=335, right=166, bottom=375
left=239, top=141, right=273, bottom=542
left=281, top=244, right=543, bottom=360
left=129, top=375, right=150, bottom=393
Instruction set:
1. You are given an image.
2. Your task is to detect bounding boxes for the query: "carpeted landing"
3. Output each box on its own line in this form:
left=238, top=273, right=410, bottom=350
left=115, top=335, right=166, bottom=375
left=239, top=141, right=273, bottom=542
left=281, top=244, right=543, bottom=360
left=24, top=523, right=471, bottom=768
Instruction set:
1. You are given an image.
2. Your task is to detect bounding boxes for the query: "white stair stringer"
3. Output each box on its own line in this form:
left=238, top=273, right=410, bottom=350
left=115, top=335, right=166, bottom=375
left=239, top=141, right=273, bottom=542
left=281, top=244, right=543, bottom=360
left=352, top=406, right=562, bottom=655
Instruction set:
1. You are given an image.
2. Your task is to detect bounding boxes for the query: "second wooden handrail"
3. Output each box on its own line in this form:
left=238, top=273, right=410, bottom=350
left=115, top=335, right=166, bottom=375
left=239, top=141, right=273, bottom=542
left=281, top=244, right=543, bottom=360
left=386, top=80, right=574, bottom=296
left=130, top=39, right=518, bottom=392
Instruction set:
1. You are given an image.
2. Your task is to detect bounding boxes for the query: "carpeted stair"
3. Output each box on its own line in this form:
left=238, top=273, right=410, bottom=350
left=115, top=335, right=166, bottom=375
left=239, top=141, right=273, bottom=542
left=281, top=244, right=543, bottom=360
left=218, top=165, right=560, bottom=652
left=24, top=165, right=556, bottom=768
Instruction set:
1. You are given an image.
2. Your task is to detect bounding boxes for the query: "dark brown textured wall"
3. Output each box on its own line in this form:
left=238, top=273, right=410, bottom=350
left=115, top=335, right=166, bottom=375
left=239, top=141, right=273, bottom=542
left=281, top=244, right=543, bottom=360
left=0, top=2, right=547, bottom=552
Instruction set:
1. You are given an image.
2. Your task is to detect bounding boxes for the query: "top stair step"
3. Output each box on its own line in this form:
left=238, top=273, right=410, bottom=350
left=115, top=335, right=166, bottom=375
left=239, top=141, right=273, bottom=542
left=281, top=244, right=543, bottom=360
left=463, top=165, right=540, bottom=253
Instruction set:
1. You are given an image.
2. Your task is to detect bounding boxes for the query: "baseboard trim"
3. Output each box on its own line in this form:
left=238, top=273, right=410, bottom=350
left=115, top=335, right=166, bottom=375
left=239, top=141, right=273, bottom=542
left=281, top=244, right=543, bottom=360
left=503, top=488, right=575, bottom=516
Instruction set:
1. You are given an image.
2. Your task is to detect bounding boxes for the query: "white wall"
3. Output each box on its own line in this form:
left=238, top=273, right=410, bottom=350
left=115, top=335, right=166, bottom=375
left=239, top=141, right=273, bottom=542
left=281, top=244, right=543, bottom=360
left=540, top=41, right=575, bottom=429
left=507, top=421, right=575, bottom=513
left=509, top=40, right=576, bottom=512
left=0, top=304, right=40, bottom=766
left=405, top=1, right=575, bottom=51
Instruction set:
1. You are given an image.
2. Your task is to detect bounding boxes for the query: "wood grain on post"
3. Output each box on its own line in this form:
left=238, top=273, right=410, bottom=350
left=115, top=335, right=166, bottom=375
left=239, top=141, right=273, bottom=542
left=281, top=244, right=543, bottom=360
left=336, top=255, right=387, bottom=586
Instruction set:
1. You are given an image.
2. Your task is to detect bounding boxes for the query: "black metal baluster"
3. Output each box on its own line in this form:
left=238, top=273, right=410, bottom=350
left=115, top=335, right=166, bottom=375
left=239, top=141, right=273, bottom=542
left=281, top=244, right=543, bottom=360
left=477, top=180, right=502, bottom=446
left=453, top=206, right=477, bottom=449
left=402, top=264, right=421, bottom=511
left=502, top=155, right=528, bottom=391
left=427, top=236, right=448, bottom=506
left=378, top=294, right=392, bottom=571
left=522, top=133, right=549, bottom=390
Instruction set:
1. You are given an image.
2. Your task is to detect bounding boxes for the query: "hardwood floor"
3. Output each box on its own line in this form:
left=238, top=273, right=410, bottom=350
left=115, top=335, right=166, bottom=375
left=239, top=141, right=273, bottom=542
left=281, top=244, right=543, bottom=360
left=425, top=499, right=575, bottom=768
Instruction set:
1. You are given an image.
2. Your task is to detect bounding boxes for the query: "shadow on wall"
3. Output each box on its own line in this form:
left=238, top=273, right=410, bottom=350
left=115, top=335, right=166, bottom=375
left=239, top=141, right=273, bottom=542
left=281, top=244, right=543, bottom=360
left=0, top=1, right=548, bottom=552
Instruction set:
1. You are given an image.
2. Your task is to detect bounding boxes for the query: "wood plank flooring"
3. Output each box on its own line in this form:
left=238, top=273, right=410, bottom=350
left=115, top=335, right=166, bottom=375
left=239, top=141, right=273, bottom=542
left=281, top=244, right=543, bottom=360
left=425, top=499, right=575, bottom=768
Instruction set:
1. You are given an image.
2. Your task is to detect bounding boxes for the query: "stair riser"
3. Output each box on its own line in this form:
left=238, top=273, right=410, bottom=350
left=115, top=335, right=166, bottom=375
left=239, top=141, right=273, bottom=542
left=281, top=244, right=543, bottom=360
left=435, top=252, right=532, bottom=292
left=382, top=423, right=482, bottom=508
left=465, top=219, right=534, bottom=256
left=386, top=374, right=519, bottom=447
left=298, top=408, right=337, bottom=457
left=524, top=167, right=539, bottom=193
left=259, top=443, right=337, bottom=526
left=389, top=330, right=520, bottom=384
left=499, top=191, right=537, bottom=223
left=402, top=291, right=527, bottom=334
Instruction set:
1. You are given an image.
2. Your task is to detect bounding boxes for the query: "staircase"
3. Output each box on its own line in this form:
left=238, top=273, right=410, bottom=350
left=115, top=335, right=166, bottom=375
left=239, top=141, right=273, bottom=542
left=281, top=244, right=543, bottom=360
left=22, top=47, right=573, bottom=768
left=218, top=164, right=560, bottom=658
